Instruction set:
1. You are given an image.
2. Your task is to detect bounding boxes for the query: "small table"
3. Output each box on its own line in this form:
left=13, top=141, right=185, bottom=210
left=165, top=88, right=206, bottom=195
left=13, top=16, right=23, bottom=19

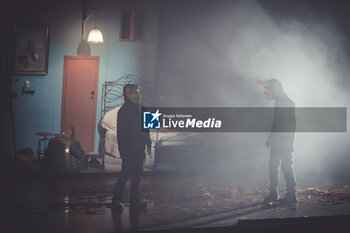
left=35, top=132, right=56, bottom=162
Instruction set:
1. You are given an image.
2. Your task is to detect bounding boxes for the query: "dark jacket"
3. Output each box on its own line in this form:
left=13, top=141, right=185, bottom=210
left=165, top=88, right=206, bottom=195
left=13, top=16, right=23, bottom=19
left=266, top=79, right=296, bottom=151
left=117, top=98, right=152, bottom=159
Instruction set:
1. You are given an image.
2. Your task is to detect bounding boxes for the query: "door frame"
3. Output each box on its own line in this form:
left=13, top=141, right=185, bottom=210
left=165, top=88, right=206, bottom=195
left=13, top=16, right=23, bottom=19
left=61, top=56, right=99, bottom=151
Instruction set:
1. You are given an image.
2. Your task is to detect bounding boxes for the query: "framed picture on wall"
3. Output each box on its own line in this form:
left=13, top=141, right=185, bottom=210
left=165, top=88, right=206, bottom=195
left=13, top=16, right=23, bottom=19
left=12, top=24, right=50, bottom=75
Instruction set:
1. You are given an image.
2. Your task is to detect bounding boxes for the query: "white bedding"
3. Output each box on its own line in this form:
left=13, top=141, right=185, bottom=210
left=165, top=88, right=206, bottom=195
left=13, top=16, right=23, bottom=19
left=100, top=107, right=155, bottom=168
left=100, top=107, right=204, bottom=168
left=100, top=106, right=120, bottom=157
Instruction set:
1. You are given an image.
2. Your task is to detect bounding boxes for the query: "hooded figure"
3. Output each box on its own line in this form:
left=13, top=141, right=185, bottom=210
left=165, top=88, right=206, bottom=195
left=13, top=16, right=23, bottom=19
left=261, top=79, right=297, bottom=205
left=112, top=84, right=152, bottom=210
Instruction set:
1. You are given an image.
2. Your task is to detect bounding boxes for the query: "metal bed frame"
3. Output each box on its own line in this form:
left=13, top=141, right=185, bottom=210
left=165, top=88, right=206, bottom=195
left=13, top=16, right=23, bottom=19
left=101, top=74, right=154, bottom=118
left=100, top=74, right=206, bottom=168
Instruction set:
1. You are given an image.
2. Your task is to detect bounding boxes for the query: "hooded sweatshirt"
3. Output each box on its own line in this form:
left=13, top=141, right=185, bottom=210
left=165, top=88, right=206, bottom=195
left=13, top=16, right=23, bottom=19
left=266, top=79, right=296, bottom=151
left=117, top=88, right=152, bottom=159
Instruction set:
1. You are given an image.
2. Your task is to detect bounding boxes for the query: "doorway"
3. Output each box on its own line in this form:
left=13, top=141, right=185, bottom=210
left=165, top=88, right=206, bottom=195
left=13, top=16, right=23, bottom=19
left=61, top=56, right=99, bottom=151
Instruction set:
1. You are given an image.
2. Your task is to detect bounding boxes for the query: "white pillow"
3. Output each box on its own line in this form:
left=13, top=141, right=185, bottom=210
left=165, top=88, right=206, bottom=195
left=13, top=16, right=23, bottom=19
left=100, top=106, right=121, bottom=131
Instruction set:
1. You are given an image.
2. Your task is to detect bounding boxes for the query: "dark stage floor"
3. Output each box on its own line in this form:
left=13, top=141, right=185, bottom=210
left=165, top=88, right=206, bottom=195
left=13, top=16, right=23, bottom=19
left=2, top=160, right=350, bottom=233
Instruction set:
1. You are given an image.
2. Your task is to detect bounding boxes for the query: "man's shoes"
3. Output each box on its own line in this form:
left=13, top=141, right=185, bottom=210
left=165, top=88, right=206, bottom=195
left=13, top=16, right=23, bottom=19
left=279, top=192, right=298, bottom=205
left=263, top=191, right=278, bottom=204
left=111, top=198, right=123, bottom=210
left=130, top=201, right=147, bottom=209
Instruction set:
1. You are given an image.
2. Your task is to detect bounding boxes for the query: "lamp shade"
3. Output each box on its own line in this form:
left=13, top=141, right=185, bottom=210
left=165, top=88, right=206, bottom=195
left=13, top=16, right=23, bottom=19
left=87, top=29, right=104, bottom=43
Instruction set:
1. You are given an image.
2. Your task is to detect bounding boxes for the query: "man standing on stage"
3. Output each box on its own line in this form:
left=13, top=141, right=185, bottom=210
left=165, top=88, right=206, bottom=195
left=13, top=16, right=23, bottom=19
left=259, top=78, right=297, bottom=205
left=112, top=84, right=152, bottom=209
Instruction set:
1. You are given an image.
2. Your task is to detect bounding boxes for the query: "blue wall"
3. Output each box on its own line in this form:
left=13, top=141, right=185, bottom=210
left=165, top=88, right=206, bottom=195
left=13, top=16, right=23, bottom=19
left=12, top=0, right=159, bottom=153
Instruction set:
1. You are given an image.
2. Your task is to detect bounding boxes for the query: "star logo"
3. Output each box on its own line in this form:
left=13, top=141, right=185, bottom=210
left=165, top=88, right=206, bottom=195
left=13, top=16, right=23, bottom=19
left=150, top=109, right=162, bottom=122
left=143, top=109, right=162, bottom=129
left=65, top=147, right=70, bottom=154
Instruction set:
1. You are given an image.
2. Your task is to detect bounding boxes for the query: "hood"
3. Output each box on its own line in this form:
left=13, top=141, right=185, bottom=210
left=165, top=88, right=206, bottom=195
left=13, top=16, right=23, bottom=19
left=123, top=84, right=139, bottom=104
left=265, top=79, right=284, bottom=97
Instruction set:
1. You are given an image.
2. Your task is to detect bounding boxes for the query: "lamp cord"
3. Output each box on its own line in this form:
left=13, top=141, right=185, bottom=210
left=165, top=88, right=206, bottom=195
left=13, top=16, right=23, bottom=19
left=94, top=9, right=96, bottom=29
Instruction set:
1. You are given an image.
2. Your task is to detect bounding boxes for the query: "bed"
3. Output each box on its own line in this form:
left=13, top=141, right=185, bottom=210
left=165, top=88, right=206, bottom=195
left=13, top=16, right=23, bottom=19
left=99, top=74, right=206, bottom=169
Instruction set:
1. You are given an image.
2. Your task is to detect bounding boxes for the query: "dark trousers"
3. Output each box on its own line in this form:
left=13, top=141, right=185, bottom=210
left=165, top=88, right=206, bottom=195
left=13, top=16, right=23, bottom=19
left=113, top=154, right=144, bottom=203
left=269, top=147, right=296, bottom=193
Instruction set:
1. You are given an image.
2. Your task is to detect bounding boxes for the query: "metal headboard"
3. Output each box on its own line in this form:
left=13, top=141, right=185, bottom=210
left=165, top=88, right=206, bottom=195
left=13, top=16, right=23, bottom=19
left=101, top=74, right=154, bottom=118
